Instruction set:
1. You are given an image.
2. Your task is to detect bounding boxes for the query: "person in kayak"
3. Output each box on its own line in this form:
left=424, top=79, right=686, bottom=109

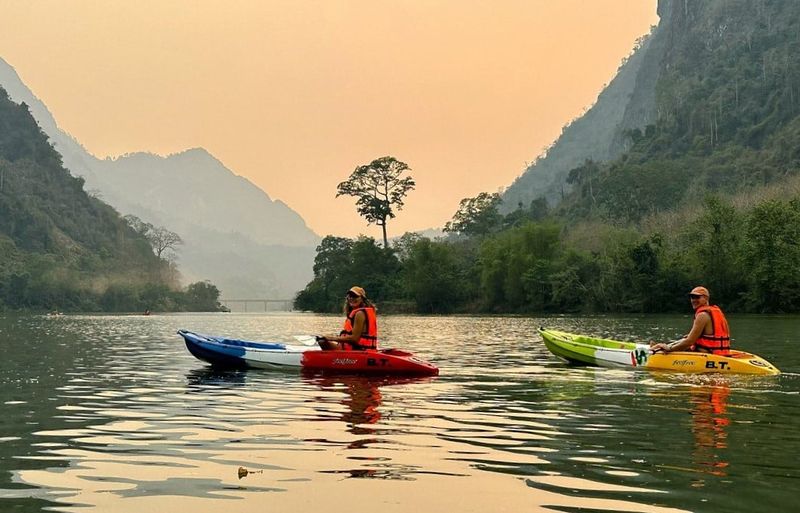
left=317, top=286, right=378, bottom=351
left=650, top=286, right=731, bottom=355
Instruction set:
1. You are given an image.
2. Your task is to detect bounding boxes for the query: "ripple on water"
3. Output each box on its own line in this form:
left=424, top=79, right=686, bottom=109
left=0, top=313, right=798, bottom=513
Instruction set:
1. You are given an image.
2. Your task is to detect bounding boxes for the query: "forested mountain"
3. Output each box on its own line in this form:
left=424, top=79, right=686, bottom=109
left=0, top=87, right=221, bottom=311
left=0, top=57, right=318, bottom=299
left=505, top=0, right=800, bottom=220
left=556, top=0, right=800, bottom=223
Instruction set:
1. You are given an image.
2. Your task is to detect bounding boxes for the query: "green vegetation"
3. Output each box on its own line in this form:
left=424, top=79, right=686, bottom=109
left=296, top=194, right=800, bottom=314
left=0, top=88, right=223, bottom=312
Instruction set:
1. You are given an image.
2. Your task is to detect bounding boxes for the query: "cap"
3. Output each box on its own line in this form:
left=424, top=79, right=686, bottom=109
left=348, top=286, right=366, bottom=298
left=689, top=286, right=709, bottom=297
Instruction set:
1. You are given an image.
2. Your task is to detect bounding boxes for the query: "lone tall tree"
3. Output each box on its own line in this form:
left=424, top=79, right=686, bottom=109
left=336, top=156, right=415, bottom=248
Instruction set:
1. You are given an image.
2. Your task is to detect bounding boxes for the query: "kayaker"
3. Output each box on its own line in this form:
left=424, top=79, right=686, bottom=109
left=650, top=286, right=731, bottom=355
left=317, top=286, right=378, bottom=351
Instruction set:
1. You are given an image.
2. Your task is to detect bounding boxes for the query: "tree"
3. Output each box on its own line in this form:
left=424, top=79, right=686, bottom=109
left=402, top=238, right=461, bottom=313
left=123, top=215, right=182, bottom=260
left=312, top=236, right=354, bottom=298
left=444, top=192, right=502, bottom=237
left=336, top=156, right=415, bottom=248
left=147, top=226, right=183, bottom=260
left=183, top=280, right=223, bottom=311
left=683, top=196, right=745, bottom=306
left=744, top=199, right=800, bottom=312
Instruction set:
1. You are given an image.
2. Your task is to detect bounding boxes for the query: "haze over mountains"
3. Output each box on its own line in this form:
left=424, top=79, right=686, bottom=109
left=0, top=57, right=319, bottom=299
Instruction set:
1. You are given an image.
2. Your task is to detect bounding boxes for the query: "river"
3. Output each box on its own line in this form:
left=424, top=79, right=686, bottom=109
left=0, top=312, right=797, bottom=513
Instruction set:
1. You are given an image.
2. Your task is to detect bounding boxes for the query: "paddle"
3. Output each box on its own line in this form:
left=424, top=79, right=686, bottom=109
left=293, top=335, right=320, bottom=346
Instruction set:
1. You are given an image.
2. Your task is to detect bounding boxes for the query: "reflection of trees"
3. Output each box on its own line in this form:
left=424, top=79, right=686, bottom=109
left=689, top=384, right=731, bottom=486
left=185, top=367, right=247, bottom=390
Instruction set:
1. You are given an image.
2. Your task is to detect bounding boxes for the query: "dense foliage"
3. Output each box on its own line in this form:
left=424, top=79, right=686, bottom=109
left=0, top=88, right=223, bottom=312
left=296, top=194, right=800, bottom=314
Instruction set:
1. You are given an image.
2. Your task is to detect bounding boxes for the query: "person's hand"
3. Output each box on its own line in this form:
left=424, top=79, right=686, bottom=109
left=650, top=343, right=669, bottom=354
left=316, top=335, right=328, bottom=343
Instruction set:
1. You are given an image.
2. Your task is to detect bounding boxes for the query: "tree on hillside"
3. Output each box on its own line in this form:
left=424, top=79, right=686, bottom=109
left=336, top=156, right=415, bottom=248
left=147, top=226, right=183, bottom=260
left=123, top=215, right=183, bottom=260
left=444, top=192, right=502, bottom=237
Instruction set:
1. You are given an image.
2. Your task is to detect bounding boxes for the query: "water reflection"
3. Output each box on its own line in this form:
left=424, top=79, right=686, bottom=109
left=303, top=374, right=435, bottom=433
left=689, top=384, right=730, bottom=485
left=301, top=374, right=441, bottom=480
left=185, top=367, right=248, bottom=389
left=1, top=313, right=798, bottom=513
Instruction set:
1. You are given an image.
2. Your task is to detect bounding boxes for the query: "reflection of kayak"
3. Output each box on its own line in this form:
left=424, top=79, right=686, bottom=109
left=178, top=330, right=439, bottom=376
left=539, top=328, right=780, bottom=375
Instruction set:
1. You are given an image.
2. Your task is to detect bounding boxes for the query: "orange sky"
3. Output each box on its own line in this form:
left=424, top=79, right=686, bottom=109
left=0, top=1, right=658, bottom=238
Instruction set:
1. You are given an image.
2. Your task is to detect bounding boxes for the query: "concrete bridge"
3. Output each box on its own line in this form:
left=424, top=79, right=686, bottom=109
left=219, top=299, right=294, bottom=312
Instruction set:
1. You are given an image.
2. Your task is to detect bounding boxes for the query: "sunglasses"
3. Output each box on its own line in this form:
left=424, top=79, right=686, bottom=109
left=689, top=294, right=703, bottom=299
left=345, top=293, right=360, bottom=299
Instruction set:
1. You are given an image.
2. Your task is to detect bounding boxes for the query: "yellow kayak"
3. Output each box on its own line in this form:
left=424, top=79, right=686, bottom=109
left=540, top=328, right=780, bottom=376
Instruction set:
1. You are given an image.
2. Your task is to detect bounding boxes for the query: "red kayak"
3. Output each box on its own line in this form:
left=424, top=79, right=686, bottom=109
left=301, top=348, right=439, bottom=376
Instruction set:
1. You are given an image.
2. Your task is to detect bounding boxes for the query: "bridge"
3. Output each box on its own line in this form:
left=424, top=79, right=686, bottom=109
left=219, top=299, right=294, bottom=312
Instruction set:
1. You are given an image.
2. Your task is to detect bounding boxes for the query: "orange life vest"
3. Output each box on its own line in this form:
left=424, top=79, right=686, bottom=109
left=692, top=305, right=731, bottom=355
left=339, top=307, right=378, bottom=350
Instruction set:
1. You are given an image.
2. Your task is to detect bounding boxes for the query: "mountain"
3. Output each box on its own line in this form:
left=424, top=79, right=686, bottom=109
left=501, top=3, right=666, bottom=211
left=0, top=57, right=319, bottom=298
left=503, top=0, right=800, bottom=224
left=550, top=0, right=800, bottom=223
left=0, top=86, right=178, bottom=311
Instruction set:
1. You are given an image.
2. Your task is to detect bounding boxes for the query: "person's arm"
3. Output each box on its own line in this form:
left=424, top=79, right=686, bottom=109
left=653, top=313, right=709, bottom=353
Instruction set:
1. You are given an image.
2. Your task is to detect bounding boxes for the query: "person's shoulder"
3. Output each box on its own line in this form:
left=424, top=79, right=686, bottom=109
left=696, top=309, right=712, bottom=320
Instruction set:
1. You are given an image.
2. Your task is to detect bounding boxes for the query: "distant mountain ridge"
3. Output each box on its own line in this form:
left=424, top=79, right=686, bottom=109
left=0, top=57, right=318, bottom=298
left=91, top=148, right=317, bottom=248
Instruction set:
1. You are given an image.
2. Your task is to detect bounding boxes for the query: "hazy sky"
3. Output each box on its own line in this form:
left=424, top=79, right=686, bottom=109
left=1, top=1, right=658, bottom=238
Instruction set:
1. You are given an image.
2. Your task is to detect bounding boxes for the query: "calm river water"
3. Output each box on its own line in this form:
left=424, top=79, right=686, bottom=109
left=0, top=313, right=798, bottom=513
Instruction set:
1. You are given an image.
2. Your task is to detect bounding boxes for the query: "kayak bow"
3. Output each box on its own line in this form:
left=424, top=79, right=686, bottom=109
left=539, top=328, right=780, bottom=375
